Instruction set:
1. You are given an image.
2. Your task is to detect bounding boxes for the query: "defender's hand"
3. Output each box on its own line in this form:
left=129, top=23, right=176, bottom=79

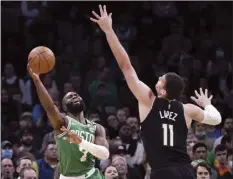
left=90, top=5, right=112, bottom=34
left=191, top=88, right=213, bottom=108
left=60, top=126, right=82, bottom=144
left=27, top=64, right=40, bottom=82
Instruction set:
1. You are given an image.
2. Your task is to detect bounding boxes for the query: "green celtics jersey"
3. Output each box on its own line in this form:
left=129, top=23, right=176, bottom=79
left=55, top=116, right=97, bottom=176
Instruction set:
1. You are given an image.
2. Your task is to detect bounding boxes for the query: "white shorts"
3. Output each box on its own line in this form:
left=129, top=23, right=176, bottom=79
left=59, top=168, right=96, bottom=179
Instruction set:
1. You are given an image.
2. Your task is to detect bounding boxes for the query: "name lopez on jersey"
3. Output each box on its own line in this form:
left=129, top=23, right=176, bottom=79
left=159, top=110, right=178, bottom=121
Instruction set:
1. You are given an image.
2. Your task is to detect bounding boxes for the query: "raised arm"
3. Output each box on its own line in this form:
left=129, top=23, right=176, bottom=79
left=184, top=88, right=221, bottom=125
left=27, top=64, right=64, bottom=130
left=90, top=5, right=155, bottom=106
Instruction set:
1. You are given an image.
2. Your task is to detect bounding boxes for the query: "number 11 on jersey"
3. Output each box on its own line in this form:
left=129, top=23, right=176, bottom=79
left=162, top=124, right=174, bottom=147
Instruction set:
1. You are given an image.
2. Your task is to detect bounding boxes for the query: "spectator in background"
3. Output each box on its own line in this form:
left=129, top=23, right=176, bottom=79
left=214, top=144, right=230, bottom=177
left=221, top=135, right=233, bottom=149
left=84, top=56, right=106, bottom=89
left=107, top=115, right=120, bottom=139
left=104, top=165, right=119, bottom=179
left=193, top=143, right=208, bottom=161
left=16, top=131, right=41, bottom=160
left=192, top=143, right=218, bottom=179
left=36, top=141, right=58, bottom=179
left=1, top=141, right=14, bottom=160
left=18, top=166, right=37, bottom=179
left=2, top=62, right=22, bottom=99
left=193, top=122, right=215, bottom=151
left=116, top=108, right=127, bottom=126
left=213, top=118, right=233, bottom=150
left=186, top=134, right=198, bottom=159
left=111, top=156, right=129, bottom=179
left=217, top=148, right=233, bottom=179
left=1, top=158, right=15, bottom=179
left=16, top=156, right=32, bottom=178
left=126, top=117, right=140, bottom=140
left=206, top=124, right=222, bottom=140
left=195, top=162, right=211, bottom=179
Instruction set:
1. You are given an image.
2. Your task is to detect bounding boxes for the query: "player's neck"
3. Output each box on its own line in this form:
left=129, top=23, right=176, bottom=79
left=68, top=111, right=86, bottom=124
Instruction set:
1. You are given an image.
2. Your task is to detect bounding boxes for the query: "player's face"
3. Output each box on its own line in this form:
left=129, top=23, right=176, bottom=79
left=155, top=75, right=166, bottom=97
left=63, top=92, right=85, bottom=114
left=196, top=166, right=210, bottom=179
left=104, top=166, right=119, bottom=179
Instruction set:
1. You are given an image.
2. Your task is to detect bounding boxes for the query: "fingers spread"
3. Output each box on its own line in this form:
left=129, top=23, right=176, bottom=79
left=190, top=96, right=197, bottom=103
left=103, top=5, right=107, bottom=15
left=90, top=17, right=98, bottom=23
left=194, top=90, right=200, bottom=98
left=200, top=88, right=204, bottom=96
left=204, top=89, right=207, bottom=96
left=209, top=95, right=213, bottom=101
left=92, top=11, right=100, bottom=19
left=99, top=4, right=104, bottom=15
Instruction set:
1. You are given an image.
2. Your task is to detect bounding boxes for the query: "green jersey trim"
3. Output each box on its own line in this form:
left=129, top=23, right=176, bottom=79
left=56, top=118, right=71, bottom=138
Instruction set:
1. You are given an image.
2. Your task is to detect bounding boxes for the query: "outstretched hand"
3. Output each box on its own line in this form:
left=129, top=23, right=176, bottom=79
left=90, top=5, right=112, bottom=33
left=27, top=64, right=40, bottom=82
left=60, top=126, right=82, bottom=144
left=191, top=88, right=213, bottom=108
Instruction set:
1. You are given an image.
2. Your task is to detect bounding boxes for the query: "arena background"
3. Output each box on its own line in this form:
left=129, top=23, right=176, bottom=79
left=1, top=1, right=233, bottom=179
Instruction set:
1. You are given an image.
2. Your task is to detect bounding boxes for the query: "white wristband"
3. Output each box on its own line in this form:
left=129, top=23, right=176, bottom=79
left=80, top=140, right=109, bottom=160
left=202, top=105, right=222, bottom=125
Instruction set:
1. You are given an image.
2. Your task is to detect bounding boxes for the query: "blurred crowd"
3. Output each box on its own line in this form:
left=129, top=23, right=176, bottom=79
left=1, top=1, right=232, bottom=179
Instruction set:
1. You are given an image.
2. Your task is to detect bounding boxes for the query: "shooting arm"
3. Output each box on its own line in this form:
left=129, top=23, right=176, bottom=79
left=79, top=124, right=109, bottom=160
left=33, top=79, right=64, bottom=129
left=184, top=103, right=222, bottom=125
left=105, top=29, right=154, bottom=105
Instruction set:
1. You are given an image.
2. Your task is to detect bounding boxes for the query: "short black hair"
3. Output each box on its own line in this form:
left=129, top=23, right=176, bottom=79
left=19, top=166, right=36, bottom=178
left=215, top=144, right=227, bottom=153
left=193, top=143, right=207, bottom=153
left=164, top=72, right=185, bottom=100
left=221, top=135, right=232, bottom=145
left=195, top=162, right=211, bottom=176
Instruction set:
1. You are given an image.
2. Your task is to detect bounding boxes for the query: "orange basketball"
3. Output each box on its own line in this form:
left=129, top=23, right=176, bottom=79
left=28, top=46, right=55, bottom=74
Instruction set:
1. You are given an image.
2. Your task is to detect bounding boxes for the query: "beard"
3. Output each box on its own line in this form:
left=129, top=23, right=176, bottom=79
left=21, top=139, right=33, bottom=147
left=66, top=100, right=85, bottom=115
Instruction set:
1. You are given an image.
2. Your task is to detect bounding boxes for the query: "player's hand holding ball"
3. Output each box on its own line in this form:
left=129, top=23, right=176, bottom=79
left=90, top=5, right=112, bottom=34
left=191, top=88, right=213, bottom=108
left=27, top=46, right=55, bottom=81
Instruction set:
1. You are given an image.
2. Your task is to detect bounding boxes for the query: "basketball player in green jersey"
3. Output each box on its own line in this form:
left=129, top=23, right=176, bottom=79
left=27, top=64, right=109, bottom=179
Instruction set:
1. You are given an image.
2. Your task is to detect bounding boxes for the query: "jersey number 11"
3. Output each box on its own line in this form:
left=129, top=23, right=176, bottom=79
left=162, top=124, right=174, bottom=147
